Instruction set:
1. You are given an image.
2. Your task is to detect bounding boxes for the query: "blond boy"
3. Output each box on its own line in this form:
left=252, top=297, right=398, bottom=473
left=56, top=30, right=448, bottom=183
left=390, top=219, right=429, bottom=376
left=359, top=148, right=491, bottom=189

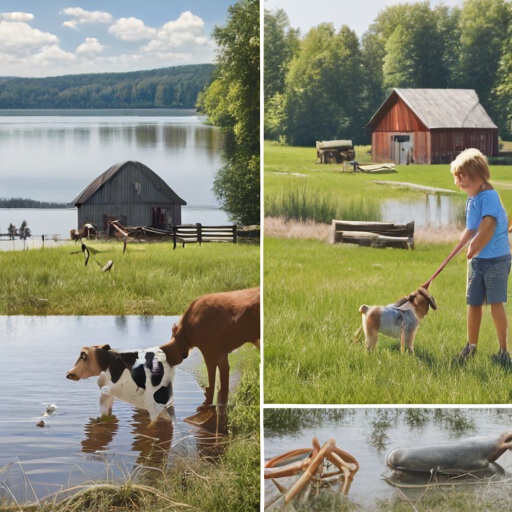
left=441, top=149, right=511, bottom=364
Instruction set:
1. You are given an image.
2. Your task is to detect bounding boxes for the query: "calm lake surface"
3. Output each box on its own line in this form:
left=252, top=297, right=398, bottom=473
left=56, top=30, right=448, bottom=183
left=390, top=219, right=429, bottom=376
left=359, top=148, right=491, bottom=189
left=264, top=409, right=512, bottom=510
left=0, top=109, right=229, bottom=234
left=0, top=316, right=210, bottom=506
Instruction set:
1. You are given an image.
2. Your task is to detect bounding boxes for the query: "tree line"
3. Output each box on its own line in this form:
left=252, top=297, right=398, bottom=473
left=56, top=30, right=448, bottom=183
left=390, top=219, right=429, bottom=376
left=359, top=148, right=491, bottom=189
left=0, top=198, right=67, bottom=208
left=265, top=0, right=512, bottom=146
left=0, top=64, right=215, bottom=109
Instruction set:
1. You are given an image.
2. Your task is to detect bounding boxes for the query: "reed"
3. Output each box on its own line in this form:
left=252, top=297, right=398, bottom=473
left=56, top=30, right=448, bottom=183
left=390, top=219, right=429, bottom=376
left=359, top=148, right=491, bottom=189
left=265, top=186, right=382, bottom=224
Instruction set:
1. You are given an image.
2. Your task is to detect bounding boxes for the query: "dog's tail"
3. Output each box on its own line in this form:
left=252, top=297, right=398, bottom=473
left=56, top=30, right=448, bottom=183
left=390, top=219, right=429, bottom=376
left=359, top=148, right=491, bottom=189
left=359, top=305, right=369, bottom=315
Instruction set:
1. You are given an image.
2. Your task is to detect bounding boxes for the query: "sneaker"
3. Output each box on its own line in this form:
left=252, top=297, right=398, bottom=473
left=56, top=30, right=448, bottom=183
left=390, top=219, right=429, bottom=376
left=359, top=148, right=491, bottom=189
left=459, top=343, right=477, bottom=362
left=492, top=349, right=512, bottom=369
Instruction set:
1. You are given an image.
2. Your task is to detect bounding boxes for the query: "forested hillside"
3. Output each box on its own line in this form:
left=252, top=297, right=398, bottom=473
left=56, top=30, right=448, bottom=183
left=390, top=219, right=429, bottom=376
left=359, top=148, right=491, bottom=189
left=265, top=0, right=512, bottom=145
left=0, top=64, right=214, bottom=109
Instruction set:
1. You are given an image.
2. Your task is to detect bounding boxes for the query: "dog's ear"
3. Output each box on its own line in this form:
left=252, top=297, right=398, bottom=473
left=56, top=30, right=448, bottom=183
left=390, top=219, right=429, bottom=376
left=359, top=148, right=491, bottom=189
left=96, top=344, right=111, bottom=351
left=94, top=346, right=110, bottom=372
left=408, top=294, right=416, bottom=303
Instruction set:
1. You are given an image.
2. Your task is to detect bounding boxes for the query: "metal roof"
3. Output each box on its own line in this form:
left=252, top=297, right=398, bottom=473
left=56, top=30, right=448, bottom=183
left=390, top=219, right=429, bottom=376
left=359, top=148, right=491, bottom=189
left=367, top=89, right=497, bottom=130
left=71, top=160, right=187, bottom=206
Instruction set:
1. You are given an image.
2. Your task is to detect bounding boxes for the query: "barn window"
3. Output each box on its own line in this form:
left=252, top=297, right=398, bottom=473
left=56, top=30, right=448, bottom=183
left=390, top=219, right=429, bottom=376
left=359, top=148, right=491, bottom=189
left=454, top=133, right=463, bottom=150
left=480, top=134, right=486, bottom=152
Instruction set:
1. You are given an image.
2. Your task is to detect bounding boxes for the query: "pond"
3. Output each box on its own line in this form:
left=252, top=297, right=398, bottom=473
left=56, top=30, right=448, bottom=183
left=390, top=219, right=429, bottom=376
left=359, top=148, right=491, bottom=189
left=264, top=408, right=512, bottom=511
left=381, top=193, right=465, bottom=228
left=0, top=109, right=229, bottom=236
left=0, top=316, right=211, bottom=506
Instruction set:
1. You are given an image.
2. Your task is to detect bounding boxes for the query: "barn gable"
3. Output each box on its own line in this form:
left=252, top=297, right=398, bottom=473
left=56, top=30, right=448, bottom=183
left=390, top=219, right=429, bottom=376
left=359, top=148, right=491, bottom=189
left=72, top=161, right=186, bottom=206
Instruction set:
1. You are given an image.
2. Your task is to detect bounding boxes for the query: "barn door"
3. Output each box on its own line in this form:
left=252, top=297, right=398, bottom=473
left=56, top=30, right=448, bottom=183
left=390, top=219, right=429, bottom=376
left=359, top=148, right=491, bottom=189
left=394, top=135, right=412, bottom=165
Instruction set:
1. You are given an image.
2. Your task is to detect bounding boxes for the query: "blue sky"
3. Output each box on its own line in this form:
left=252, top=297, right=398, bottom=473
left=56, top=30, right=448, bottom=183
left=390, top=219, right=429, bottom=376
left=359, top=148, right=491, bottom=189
left=264, top=0, right=465, bottom=37
left=0, top=1, right=234, bottom=77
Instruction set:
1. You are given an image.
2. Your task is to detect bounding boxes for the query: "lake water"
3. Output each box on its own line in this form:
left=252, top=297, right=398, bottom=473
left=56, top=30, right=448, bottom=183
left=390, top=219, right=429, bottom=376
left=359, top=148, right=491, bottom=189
left=264, top=408, right=512, bottom=510
left=0, top=109, right=229, bottom=234
left=0, top=316, right=213, bottom=506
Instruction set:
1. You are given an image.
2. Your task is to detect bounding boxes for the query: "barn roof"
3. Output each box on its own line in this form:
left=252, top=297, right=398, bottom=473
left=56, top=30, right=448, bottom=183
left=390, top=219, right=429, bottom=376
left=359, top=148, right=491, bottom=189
left=71, top=160, right=187, bottom=206
left=367, top=89, right=497, bottom=130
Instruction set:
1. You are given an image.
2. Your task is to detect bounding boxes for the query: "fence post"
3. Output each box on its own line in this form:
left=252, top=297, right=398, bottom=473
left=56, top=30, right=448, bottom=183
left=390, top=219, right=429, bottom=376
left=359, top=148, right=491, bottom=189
left=233, top=225, right=238, bottom=244
left=196, top=223, right=202, bottom=246
left=173, top=225, right=177, bottom=250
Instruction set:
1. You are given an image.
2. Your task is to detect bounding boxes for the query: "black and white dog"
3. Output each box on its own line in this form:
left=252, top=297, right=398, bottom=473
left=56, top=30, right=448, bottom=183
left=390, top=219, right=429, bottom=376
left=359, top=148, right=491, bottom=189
left=67, top=344, right=176, bottom=424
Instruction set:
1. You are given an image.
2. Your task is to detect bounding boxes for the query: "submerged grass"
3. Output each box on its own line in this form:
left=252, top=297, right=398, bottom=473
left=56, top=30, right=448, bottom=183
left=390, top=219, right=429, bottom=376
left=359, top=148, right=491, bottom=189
left=264, top=237, right=512, bottom=404
left=0, top=242, right=259, bottom=315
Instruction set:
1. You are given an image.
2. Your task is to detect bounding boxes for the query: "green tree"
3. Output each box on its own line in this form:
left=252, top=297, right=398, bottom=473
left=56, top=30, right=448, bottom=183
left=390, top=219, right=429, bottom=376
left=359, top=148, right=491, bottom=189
left=284, top=23, right=365, bottom=146
left=454, top=0, right=511, bottom=128
left=200, top=0, right=260, bottom=226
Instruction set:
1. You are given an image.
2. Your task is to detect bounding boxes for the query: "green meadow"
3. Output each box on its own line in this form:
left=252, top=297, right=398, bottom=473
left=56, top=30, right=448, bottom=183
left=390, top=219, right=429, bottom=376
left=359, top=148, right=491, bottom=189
left=0, top=242, right=259, bottom=315
left=264, top=143, right=512, bottom=404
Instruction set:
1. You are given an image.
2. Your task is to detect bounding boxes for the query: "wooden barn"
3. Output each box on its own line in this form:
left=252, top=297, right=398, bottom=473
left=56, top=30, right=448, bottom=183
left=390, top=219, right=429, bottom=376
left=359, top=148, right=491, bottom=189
left=71, top=160, right=186, bottom=231
left=366, top=89, right=498, bottom=165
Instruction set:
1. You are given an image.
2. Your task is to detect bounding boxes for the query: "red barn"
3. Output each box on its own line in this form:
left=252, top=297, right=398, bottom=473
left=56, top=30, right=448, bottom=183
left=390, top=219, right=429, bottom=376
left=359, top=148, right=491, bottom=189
left=366, top=89, right=498, bottom=165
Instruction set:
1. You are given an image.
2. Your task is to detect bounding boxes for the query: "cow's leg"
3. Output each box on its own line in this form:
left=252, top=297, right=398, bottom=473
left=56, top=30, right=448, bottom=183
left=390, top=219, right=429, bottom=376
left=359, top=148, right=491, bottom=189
left=200, top=357, right=218, bottom=409
left=217, top=352, right=230, bottom=406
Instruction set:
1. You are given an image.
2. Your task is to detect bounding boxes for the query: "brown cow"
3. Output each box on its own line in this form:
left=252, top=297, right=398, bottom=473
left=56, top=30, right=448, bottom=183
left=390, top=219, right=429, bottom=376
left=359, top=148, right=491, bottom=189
left=161, top=287, right=260, bottom=409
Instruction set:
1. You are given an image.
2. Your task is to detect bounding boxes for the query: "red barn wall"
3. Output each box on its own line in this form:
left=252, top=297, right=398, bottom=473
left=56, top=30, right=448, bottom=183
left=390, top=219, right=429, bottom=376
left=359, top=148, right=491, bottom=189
left=370, top=96, right=498, bottom=164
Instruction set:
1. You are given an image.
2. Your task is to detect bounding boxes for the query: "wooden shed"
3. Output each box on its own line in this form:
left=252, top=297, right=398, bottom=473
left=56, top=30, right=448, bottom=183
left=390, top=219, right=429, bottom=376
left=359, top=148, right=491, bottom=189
left=366, top=89, right=498, bottom=165
left=71, top=160, right=186, bottom=231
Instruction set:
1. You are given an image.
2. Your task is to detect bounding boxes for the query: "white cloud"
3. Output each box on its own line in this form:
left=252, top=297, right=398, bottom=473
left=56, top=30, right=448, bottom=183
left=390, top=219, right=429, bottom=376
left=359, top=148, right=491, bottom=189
left=61, top=7, right=113, bottom=26
left=1, top=12, right=34, bottom=21
left=32, top=45, right=76, bottom=63
left=62, top=20, right=78, bottom=29
left=76, top=37, right=105, bottom=54
left=108, top=17, right=156, bottom=41
left=0, top=21, right=59, bottom=48
left=142, top=11, right=212, bottom=53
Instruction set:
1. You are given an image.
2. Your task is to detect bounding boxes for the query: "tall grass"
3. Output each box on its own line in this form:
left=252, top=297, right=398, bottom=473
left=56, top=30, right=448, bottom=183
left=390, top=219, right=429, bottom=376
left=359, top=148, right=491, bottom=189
left=0, top=242, right=260, bottom=315
left=265, top=186, right=382, bottom=223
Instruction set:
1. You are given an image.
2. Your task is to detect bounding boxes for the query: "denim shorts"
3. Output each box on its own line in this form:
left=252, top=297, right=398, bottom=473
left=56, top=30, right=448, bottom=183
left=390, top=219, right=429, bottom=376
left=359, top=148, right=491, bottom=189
left=466, top=253, right=511, bottom=306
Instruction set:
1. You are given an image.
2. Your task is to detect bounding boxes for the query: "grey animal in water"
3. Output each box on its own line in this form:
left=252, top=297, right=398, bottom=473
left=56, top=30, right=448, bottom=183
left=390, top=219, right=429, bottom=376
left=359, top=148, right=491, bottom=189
left=387, top=431, right=512, bottom=475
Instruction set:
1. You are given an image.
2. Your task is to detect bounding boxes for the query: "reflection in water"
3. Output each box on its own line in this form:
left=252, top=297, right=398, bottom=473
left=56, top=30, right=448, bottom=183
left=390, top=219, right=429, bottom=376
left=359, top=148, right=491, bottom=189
left=73, top=127, right=90, bottom=145
left=135, top=124, right=158, bottom=148
left=382, top=193, right=465, bottom=228
left=99, top=125, right=116, bottom=145
left=115, top=316, right=128, bottom=331
left=163, top=125, right=188, bottom=150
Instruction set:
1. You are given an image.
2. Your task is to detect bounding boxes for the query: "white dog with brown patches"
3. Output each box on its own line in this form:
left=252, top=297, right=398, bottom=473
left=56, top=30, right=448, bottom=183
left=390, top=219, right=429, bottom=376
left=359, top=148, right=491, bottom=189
left=356, top=287, right=437, bottom=353
left=66, top=344, right=175, bottom=424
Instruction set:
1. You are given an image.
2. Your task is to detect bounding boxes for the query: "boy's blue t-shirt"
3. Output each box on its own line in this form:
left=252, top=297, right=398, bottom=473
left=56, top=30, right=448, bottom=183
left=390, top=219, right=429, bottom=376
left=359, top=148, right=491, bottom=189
left=466, top=189, right=510, bottom=259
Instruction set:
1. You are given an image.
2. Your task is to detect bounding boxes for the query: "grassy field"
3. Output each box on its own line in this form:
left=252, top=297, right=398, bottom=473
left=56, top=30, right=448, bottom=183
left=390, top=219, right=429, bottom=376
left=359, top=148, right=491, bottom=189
left=264, top=237, right=512, bottom=404
left=264, top=143, right=512, bottom=404
left=0, top=241, right=259, bottom=315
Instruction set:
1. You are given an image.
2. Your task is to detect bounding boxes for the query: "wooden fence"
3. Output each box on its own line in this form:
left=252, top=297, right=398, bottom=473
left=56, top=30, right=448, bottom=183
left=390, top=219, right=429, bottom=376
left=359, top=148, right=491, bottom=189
left=172, top=224, right=237, bottom=249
